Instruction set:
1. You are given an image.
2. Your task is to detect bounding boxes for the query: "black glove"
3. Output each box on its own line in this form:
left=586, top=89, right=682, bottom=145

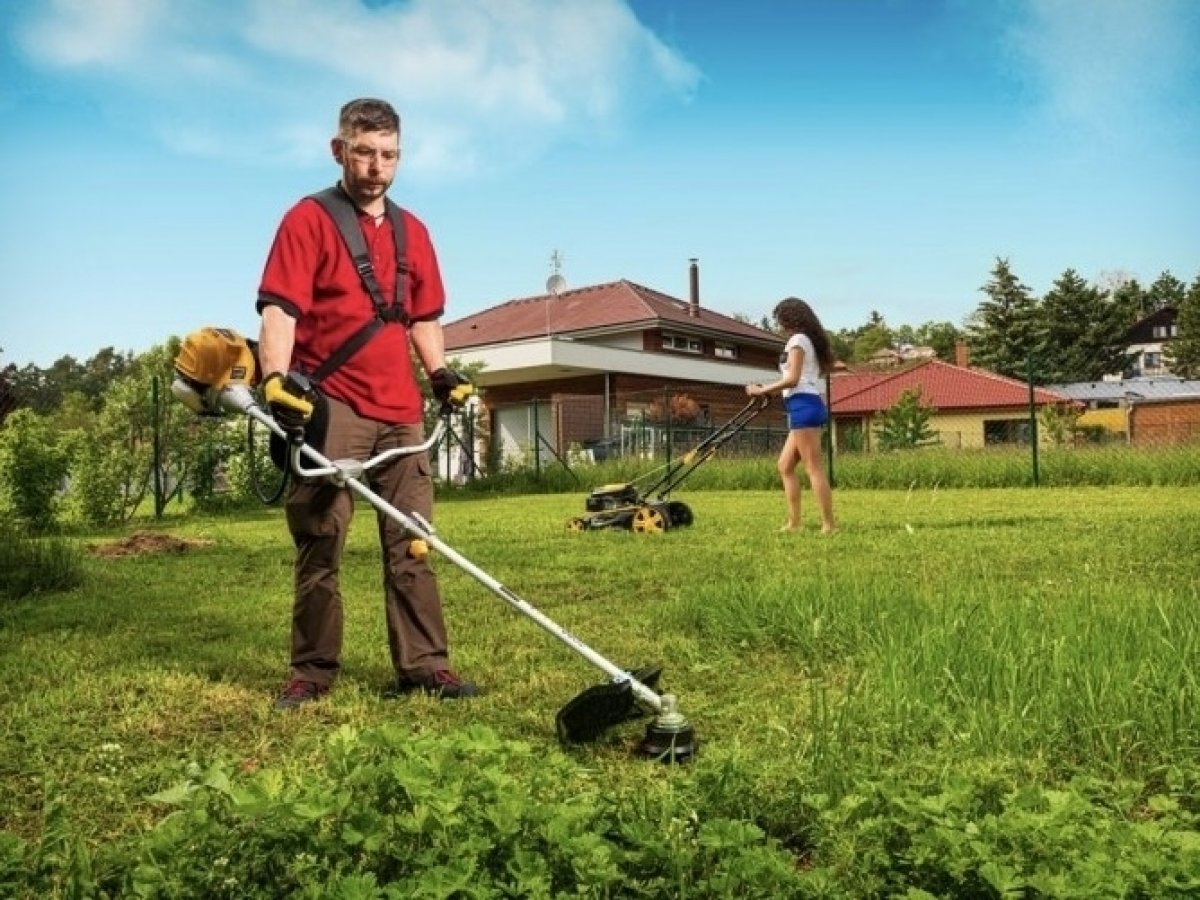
left=429, top=368, right=473, bottom=411
left=262, top=372, right=315, bottom=433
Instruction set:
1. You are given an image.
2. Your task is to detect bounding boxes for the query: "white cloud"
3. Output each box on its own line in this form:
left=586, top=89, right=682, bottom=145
left=16, top=0, right=701, bottom=179
left=1004, top=0, right=1200, bottom=144
left=19, top=0, right=168, bottom=68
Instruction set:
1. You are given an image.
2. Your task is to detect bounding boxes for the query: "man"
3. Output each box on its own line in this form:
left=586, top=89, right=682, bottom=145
left=256, top=98, right=477, bottom=709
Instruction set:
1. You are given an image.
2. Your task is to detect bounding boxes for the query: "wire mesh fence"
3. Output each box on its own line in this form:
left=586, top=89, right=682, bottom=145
left=443, top=374, right=1200, bottom=490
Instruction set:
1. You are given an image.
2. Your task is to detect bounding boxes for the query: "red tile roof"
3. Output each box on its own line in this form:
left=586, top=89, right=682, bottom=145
left=831, top=360, right=1073, bottom=413
left=445, top=279, right=781, bottom=350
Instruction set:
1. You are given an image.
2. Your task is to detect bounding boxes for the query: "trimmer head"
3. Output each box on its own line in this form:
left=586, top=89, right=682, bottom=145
left=555, top=666, right=662, bottom=745
left=635, top=693, right=699, bottom=764
left=555, top=667, right=698, bottom=763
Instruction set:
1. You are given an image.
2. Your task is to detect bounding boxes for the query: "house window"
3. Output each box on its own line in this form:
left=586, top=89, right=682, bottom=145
left=1143, top=351, right=1162, bottom=371
left=1153, top=325, right=1168, bottom=339
left=662, top=333, right=702, bottom=354
left=984, top=419, right=1031, bottom=446
left=714, top=342, right=738, bottom=360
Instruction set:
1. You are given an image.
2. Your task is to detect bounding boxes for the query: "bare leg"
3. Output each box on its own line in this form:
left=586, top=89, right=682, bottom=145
left=777, top=432, right=803, bottom=530
left=794, top=428, right=836, bottom=532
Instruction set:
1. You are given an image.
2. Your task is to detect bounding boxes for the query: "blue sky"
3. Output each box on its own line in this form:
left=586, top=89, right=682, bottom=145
left=2, top=0, right=1198, bottom=367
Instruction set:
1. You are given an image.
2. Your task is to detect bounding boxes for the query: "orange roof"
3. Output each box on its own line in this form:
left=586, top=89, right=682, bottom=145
left=831, top=360, right=1073, bottom=413
left=445, top=279, right=781, bottom=350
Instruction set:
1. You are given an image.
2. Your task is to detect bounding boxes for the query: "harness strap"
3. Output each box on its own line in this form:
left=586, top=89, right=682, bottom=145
left=307, top=185, right=410, bottom=384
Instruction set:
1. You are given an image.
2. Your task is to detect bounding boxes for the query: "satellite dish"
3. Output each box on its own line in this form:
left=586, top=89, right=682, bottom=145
left=546, top=273, right=567, bottom=296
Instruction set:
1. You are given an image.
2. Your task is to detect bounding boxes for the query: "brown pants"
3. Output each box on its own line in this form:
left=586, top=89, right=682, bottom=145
left=284, top=395, right=451, bottom=688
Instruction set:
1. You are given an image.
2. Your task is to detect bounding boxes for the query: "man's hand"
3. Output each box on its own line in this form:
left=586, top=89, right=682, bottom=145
left=262, top=372, right=315, bottom=432
left=429, top=368, right=473, bottom=411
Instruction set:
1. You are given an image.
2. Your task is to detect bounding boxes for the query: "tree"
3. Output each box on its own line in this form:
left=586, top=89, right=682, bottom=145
left=875, top=387, right=936, bottom=450
left=844, top=310, right=891, bottom=363
left=914, top=321, right=963, bottom=361
left=1166, top=274, right=1200, bottom=379
left=1109, top=277, right=1147, bottom=325
left=1034, top=269, right=1128, bottom=383
left=828, top=329, right=854, bottom=364
left=1036, top=269, right=1095, bottom=382
left=3, top=347, right=133, bottom=414
left=1146, top=271, right=1187, bottom=312
left=965, top=258, right=1040, bottom=380
left=0, top=409, right=72, bottom=531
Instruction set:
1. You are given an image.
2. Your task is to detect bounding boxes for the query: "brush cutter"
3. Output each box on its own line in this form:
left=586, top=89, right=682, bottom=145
left=568, top=396, right=769, bottom=533
left=171, top=327, right=697, bottom=762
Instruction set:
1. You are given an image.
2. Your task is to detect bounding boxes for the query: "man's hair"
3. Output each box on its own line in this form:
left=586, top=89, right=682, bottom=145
left=338, top=98, right=400, bottom=139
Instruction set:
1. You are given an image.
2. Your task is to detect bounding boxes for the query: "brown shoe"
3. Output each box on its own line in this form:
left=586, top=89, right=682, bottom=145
left=388, top=669, right=480, bottom=700
left=273, top=678, right=328, bottom=710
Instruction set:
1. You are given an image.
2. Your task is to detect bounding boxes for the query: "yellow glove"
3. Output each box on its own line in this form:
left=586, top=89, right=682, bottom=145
left=430, top=368, right=474, bottom=411
left=262, top=372, right=314, bottom=431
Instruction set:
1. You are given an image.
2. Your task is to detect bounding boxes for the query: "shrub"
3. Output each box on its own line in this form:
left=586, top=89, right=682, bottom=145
left=0, top=409, right=72, bottom=531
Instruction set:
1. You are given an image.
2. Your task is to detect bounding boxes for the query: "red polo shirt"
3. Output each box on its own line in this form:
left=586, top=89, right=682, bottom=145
left=256, top=194, right=445, bottom=424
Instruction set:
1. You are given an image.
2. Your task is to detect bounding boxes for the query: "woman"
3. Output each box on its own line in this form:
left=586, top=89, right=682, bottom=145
left=746, top=297, right=837, bottom=533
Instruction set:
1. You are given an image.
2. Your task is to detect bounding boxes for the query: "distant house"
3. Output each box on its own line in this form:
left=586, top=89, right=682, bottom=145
left=831, top=359, right=1076, bottom=450
left=867, top=345, right=938, bottom=368
left=1046, top=376, right=1200, bottom=446
left=443, top=268, right=783, bottom=463
left=1125, top=307, right=1178, bottom=377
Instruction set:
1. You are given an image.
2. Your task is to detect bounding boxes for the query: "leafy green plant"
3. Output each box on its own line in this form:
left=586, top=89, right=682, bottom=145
left=0, top=408, right=72, bottom=531
left=84, top=725, right=805, bottom=899
left=875, top=386, right=937, bottom=450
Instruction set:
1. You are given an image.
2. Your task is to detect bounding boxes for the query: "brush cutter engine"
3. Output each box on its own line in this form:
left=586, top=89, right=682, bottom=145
left=171, top=326, right=260, bottom=417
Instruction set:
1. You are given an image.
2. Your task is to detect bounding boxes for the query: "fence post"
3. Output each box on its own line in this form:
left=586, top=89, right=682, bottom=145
left=152, top=375, right=164, bottom=518
left=532, top=400, right=541, bottom=479
left=825, top=373, right=835, bottom=488
left=662, top=386, right=672, bottom=476
left=1027, top=354, right=1040, bottom=486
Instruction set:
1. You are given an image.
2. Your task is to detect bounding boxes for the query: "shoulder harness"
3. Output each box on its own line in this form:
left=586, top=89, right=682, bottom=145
left=307, top=185, right=411, bottom=384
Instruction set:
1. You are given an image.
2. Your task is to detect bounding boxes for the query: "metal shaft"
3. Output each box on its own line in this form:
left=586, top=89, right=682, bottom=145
left=242, top=399, right=664, bottom=713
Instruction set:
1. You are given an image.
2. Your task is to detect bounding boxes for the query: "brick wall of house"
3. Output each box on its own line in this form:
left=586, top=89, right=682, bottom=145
left=1129, top=399, right=1200, bottom=447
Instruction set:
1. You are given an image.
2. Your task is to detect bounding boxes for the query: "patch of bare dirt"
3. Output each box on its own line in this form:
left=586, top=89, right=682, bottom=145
left=90, top=532, right=214, bottom=558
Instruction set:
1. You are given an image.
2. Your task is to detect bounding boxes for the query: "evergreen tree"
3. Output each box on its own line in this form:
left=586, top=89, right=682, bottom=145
left=965, top=257, right=1039, bottom=379
left=1166, top=274, right=1200, bottom=379
left=1146, top=271, right=1187, bottom=311
left=1036, top=269, right=1094, bottom=382
left=1036, top=269, right=1127, bottom=382
left=1086, top=285, right=1139, bottom=380
left=1110, top=277, right=1147, bottom=325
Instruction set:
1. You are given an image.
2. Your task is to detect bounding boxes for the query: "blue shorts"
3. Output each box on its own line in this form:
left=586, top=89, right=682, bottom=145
left=784, top=392, right=828, bottom=429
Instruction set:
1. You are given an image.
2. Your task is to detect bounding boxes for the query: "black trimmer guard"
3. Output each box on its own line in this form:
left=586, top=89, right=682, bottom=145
left=555, top=666, right=662, bottom=745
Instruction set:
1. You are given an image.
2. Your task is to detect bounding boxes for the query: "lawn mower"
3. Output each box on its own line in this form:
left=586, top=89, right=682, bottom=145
left=171, top=326, right=696, bottom=762
left=568, top=396, right=769, bottom=533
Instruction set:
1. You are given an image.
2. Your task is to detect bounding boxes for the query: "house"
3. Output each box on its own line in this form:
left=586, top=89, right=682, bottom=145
left=1125, top=307, right=1178, bottom=377
left=444, top=270, right=1089, bottom=465
left=867, top=345, right=938, bottom=368
left=443, top=265, right=783, bottom=463
left=830, top=359, right=1077, bottom=450
left=1045, top=376, right=1200, bottom=446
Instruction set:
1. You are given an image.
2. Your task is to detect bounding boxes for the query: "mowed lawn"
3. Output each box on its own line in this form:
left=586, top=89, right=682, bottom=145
left=2, top=485, right=1198, bottom=887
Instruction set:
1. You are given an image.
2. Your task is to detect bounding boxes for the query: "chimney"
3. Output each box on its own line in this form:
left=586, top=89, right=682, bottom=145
left=955, top=341, right=970, bottom=368
left=688, top=258, right=700, bottom=317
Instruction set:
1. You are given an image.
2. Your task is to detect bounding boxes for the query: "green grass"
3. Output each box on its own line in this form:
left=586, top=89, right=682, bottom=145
left=2, top=486, right=1199, bottom=896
